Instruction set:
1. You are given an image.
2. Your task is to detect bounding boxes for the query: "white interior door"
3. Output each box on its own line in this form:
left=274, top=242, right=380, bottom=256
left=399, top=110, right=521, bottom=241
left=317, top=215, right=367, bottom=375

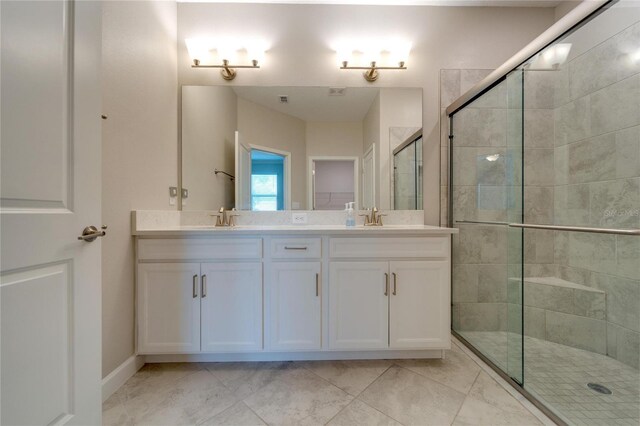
left=0, top=1, right=102, bottom=424
left=234, top=131, right=252, bottom=210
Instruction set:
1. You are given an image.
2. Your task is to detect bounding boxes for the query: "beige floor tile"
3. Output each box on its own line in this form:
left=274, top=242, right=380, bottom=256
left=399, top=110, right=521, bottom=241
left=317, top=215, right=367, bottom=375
left=243, top=368, right=353, bottom=425
left=199, top=401, right=266, bottom=426
left=327, top=399, right=401, bottom=426
left=453, top=396, right=542, bottom=426
left=359, top=365, right=466, bottom=425
left=301, top=359, right=393, bottom=396
left=467, top=371, right=533, bottom=414
left=102, top=389, right=133, bottom=426
left=204, top=361, right=300, bottom=399
left=397, top=348, right=481, bottom=394
left=128, top=370, right=238, bottom=425
left=121, top=362, right=203, bottom=401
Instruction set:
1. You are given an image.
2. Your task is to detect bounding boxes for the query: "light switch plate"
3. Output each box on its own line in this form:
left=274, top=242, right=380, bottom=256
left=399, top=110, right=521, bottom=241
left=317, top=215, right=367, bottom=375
left=292, top=212, right=308, bottom=224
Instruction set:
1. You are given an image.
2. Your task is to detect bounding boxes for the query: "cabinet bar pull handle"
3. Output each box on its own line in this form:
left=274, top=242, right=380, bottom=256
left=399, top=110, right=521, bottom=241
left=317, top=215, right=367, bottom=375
left=192, top=274, right=198, bottom=298
left=315, top=273, right=319, bottom=297
left=384, top=273, right=389, bottom=296
left=201, top=274, right=207, bottom=298
left=392, top=272, right=397, bottom=295
left=285, top=246, right=307, bottom=250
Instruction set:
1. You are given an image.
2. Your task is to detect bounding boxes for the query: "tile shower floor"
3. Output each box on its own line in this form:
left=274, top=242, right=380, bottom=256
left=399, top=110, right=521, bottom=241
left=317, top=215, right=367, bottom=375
left=461, top=331, right=640, bottom=426
left=103, top=340, right=548, bottom=425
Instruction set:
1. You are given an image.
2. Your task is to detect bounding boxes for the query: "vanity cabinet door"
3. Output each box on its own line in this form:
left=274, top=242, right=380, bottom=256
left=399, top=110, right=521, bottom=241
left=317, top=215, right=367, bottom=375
left=329, top=261, right=389, bottom=350
left=389, top=260, right=450, bottom=349
left=200, top=262, right=263, bottom=352
left=137, top=263, right=201, bottom=354
left=267, top=262, right=321, bottom=350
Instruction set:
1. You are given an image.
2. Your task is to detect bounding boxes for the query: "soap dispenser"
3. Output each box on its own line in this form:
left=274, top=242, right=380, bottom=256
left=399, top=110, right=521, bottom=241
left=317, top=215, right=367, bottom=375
left=345, top=202, right=356, bottom=227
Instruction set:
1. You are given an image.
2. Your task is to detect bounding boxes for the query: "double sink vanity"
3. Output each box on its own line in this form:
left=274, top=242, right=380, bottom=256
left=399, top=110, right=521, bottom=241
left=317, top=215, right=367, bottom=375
left=133, top=211, right=457, bottom=361
left=134, top=84, right=456, bottom=362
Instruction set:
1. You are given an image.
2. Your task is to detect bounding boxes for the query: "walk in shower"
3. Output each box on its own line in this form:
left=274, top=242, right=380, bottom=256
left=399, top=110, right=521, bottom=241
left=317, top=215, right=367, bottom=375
left=448, top=1, right=639, bottom=424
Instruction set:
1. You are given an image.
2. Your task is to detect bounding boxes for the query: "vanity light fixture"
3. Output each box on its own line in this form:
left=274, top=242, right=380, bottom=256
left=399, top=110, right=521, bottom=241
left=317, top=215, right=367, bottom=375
left=336, top=40, right=411, bottom=82
left=186, top=38, right=266, bottom=81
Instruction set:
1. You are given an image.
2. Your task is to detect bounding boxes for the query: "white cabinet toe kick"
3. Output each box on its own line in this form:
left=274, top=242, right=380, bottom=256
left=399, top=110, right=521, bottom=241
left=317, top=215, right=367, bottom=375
left=135, top=232, right=453, bottom=361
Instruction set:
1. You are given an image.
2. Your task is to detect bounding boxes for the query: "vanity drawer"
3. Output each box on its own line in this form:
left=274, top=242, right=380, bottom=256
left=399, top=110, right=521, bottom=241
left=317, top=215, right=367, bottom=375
left=330, top=237, right=449, bottom=259
left=138, top=238, right=262, bottom=261
left=270, top=237, right=322, bottom=259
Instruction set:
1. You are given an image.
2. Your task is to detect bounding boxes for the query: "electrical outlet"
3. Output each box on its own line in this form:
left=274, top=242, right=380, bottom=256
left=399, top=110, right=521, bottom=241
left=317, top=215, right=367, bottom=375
left=292, top=212, right=308, bottom=224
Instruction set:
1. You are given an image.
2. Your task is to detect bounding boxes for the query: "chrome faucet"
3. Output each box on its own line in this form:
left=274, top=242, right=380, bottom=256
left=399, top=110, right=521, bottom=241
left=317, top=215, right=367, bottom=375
left=359, top=207, right=387, bottom=226
left=211, top=207, right=239, bottom=227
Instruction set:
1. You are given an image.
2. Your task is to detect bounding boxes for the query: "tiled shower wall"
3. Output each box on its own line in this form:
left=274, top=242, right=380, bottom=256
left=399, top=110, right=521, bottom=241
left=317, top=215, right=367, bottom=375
left=548, top=19, right=640, bottom=369
left=444, top=19, right=640, bottom=369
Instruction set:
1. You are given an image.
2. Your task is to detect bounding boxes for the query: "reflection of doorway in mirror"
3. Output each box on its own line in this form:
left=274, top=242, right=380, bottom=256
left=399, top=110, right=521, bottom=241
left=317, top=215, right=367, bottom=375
left=309, top=157, right=359, bottom=211
left=362, top=146, right=375, bottom=209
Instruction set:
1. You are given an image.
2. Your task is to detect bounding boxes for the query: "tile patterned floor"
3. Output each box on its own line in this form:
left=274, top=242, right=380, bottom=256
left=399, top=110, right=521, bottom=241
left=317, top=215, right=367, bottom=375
left=461, top=331, right=640, bottom=426
left=103, top=340, right=546, bottom=426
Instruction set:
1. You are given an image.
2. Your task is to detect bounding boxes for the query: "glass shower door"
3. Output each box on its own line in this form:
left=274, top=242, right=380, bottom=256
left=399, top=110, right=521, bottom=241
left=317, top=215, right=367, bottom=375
left=450, top=69, right=524, bottom=384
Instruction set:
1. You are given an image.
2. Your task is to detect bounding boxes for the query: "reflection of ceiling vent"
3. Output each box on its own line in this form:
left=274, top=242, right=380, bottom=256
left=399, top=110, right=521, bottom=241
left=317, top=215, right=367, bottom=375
left=329, top=87, right=346, bottom=96
left=278, top=95, right=289, bottom=103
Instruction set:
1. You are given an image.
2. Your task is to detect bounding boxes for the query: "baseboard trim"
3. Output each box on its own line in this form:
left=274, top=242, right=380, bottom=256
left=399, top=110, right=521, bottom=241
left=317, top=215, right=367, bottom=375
left=102, top=355, right=145, bottom=402
left=144, top=349, right=444, bottom=363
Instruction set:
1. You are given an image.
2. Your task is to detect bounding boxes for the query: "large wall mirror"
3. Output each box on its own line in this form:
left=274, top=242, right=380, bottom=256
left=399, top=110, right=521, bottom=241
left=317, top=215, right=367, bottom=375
left=181, top=86, right=423, bottom=211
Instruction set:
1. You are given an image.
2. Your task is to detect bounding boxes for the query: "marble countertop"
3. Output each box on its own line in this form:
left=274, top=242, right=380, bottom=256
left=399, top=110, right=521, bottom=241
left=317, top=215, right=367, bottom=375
left=133, top=224, right=458, bottom=237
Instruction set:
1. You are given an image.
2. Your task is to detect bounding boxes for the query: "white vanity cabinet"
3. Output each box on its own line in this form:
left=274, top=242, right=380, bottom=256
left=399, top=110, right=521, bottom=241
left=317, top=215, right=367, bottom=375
left=137, top=261, right=263, bottom=354
left=137, top=263, right=201, bottom=354
left=200, top=262, right=263, bottom=352
left=389, top=260, right=450, bottom=349
left=267, top=261, right=321, bottom=350
left=329, top=261, right=389, bottom=349
left=136, top=238, right=264, bottom=355
left=328, top=237, right=451, bottom=350
left=134, top=225, right=455, bottom=361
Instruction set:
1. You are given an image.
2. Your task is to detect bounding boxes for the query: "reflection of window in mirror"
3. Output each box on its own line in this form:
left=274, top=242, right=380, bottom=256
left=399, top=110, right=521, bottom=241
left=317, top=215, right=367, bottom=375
left=251, top=150, right=285, bottom=211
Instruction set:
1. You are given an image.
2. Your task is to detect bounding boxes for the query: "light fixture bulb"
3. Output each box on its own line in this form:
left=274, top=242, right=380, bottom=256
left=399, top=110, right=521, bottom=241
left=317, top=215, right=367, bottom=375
left=363, top=46, right=381, bottom=65
left=217, top=38, right=238, bottom=63
left=246, top=40, right=268, bottom=65
left=185, top=38, right=212, bottom=65
left=336, top=46, right=352, bottom=67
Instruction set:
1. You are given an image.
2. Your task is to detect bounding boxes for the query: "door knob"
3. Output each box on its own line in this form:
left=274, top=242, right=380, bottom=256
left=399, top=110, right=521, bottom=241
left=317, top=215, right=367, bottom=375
left=78, top=225, right=107, bottom=242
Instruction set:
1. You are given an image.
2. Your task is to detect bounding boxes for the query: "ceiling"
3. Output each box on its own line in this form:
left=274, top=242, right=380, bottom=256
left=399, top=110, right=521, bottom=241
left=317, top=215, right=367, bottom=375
left=177, top=0, right=565, bottom=6
left=232, top=86, right=380, bottom=122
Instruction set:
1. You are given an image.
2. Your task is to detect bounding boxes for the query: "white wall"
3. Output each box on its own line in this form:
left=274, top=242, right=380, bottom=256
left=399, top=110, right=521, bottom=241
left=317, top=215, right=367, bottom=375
left=182, top=86, right=236, bottom=210
left=176, top=2, right=555, bottom=224
left=314, top=160, right=356, bottom=193
left=102, top=1, right=178, bottom=378
left=237, top=97, right=307, bottom=208
left=554, top=0, right=581, bottom=21
left=306, top=121, right=364, bottom=158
